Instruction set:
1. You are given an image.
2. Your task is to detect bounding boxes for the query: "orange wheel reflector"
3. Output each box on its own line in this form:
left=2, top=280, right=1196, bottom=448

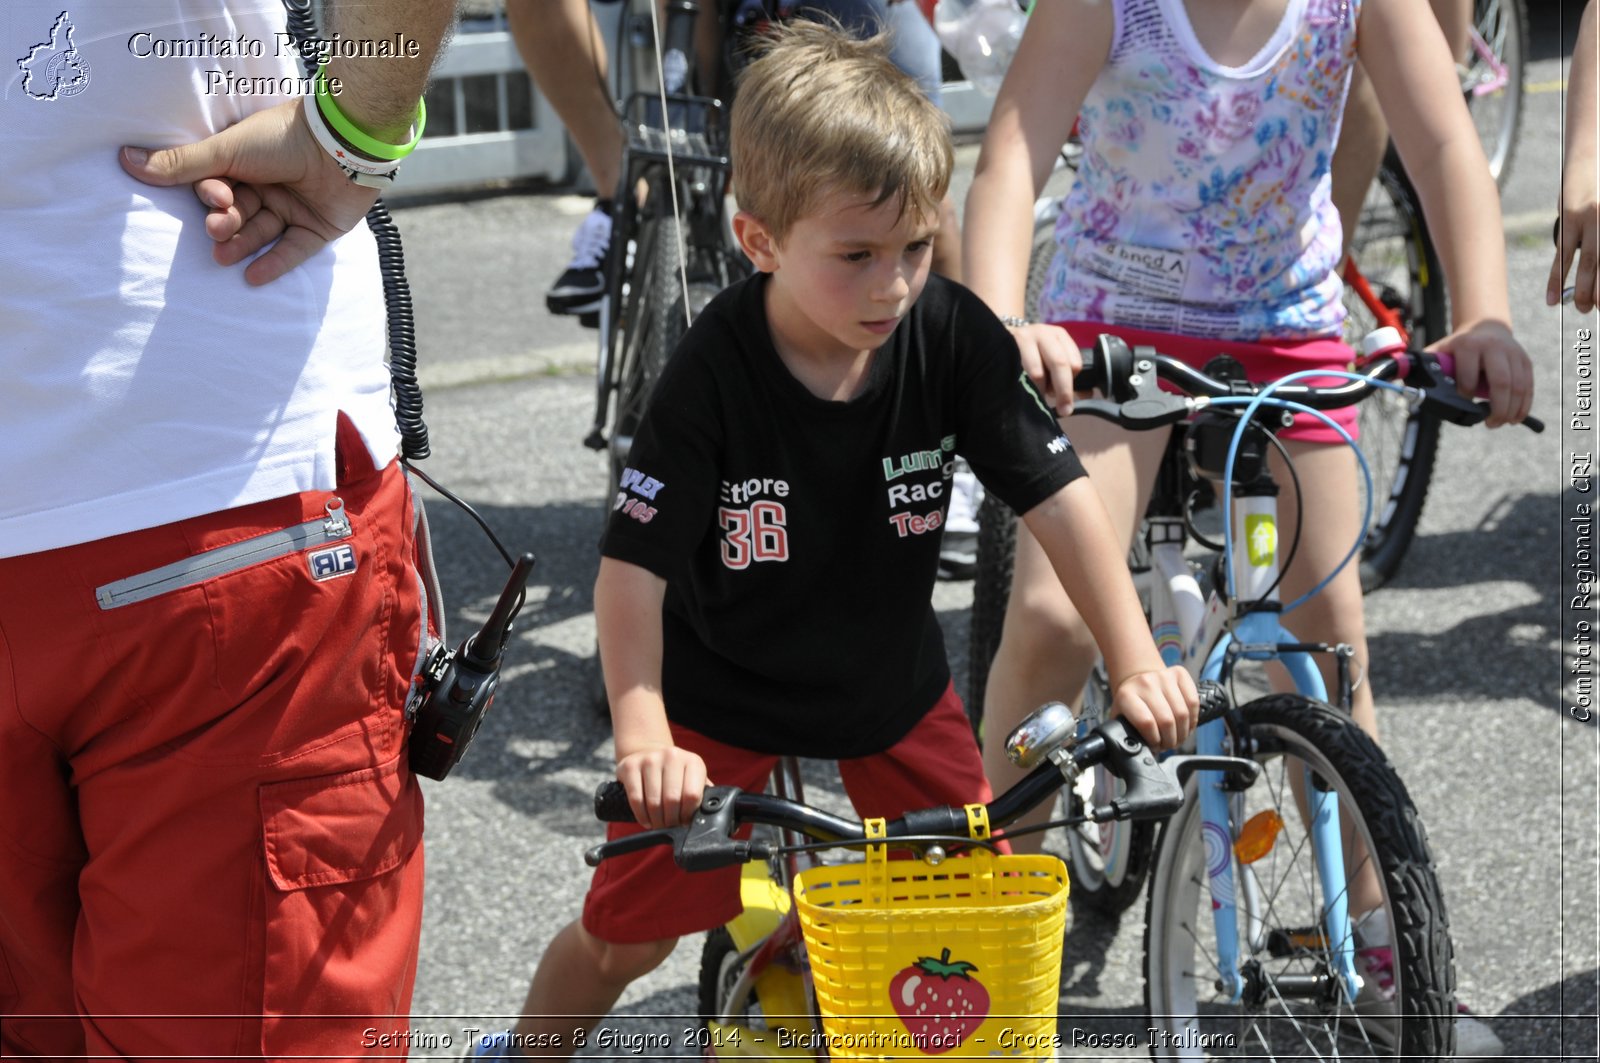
left=1233, top=809, right=1285, bottom=864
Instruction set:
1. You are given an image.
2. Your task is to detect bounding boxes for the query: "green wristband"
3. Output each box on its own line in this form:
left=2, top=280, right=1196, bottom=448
left=313, top=64, right=426, bottom=162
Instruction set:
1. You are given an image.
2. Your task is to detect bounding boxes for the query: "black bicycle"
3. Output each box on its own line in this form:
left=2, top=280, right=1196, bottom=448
left=580, top=0, right=770, bottom=705
left=582, top=0, right=757, bottom=489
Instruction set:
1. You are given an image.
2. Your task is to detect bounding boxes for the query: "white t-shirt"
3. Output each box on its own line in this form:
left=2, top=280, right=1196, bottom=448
left=1, top=0, right=399, bottom=558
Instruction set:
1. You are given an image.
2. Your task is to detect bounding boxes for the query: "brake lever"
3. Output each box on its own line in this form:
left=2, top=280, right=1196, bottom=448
left=1088, top=717, right=1184, bottom=821
left=674, top=786, right=751, bottom=871
left=1410, top=352, right=1545, bottom=433
left=1070, top=391, right=1193, bottom=431
left=1162, top=754, right=1262, bottom=790
left=584, top=827, right=681, bottom=868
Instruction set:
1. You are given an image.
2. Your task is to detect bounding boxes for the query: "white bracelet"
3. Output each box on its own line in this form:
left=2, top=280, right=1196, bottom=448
left=301, top=93, right=402, bottom=189
left=1000, top=315, right=1029, bottom=328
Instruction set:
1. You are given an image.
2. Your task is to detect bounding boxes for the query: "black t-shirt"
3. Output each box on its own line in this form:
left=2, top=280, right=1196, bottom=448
left=601, top=272, right=1086, bottom=758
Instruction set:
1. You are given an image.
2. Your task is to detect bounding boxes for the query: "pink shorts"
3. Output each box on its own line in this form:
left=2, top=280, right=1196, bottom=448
left=582, top=681, right=997, bottom=944
left=1054, top=322, right=1360, bottom=445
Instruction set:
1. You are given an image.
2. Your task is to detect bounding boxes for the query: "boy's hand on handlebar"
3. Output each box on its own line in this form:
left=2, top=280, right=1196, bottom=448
left=615, top=745, right=709, bottom=830
left=1429, top=321, right=1534, bottom=428
left=1008, top=322, right=1082, bottom=415
left=1110, top=666, right=1199, bottom=752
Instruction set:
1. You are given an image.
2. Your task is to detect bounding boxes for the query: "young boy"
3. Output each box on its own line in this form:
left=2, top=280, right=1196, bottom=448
left=474, top=21, right=1196, bottom=1059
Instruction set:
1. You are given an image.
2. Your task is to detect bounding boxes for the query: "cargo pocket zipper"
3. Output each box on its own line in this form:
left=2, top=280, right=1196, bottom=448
left=96, top=498, right=354, bottom=610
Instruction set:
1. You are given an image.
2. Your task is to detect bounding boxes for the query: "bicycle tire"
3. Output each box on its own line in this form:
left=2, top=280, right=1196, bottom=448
left=1343, top=163, right=1446, bottom=592
left=593, top=209, right=706, bottom=714
left=966, top=491, right=1017, bottom=733
left=698, top=926, right=774, bottom=1033
left=1143, top=694, right=1456, bottom=1060
left=1465, top=0, right=1526, bottom=190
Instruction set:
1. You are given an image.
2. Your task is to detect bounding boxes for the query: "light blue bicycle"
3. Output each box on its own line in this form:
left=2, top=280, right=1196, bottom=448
left=1019, top=332, right=1544, bottom=1059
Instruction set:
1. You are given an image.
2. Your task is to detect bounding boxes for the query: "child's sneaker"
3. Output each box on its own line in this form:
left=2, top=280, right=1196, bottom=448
left=546, top=200, right=613, bottom=316
left=938, top=459, right=983, bottom=580
left=1351, top=911, right=1504, bottom=1058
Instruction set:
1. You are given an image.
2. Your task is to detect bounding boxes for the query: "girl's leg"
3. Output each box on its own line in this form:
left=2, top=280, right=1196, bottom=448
left=1265, top=439, right=1384, bottom=917
left=1265, top=440, right=1375, bottom=736
left=979, top=417, right=1169, bottom=855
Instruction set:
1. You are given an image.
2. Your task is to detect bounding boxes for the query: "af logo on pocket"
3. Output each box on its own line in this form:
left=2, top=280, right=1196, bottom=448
left=308, top=544, right=358, bottom=581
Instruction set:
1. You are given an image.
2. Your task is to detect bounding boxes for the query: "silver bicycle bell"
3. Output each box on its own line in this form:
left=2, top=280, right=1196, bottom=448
left=1004, top=700, right=1079, bottom=769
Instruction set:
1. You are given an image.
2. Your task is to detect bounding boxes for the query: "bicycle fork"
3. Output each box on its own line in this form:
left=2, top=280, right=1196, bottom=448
left=1176, top=495, right=1361, bottom=1005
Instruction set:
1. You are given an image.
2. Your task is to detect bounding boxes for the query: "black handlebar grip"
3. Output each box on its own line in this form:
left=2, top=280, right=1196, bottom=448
left=594, top=780, right=639, bottom=824
left=1196, top=679, right=1231, bottom=724
left=1078, top=341, right=1099, bottom=378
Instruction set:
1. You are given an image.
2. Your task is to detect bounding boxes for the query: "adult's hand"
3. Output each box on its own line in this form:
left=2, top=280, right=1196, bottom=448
left=1550, top=181, right=1600, bottom=314
left=120, top=100, right=379, bottom=286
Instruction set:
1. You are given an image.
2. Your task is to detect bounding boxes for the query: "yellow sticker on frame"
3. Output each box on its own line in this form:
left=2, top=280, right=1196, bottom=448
left=1245, top=514, right=1277, bottom=567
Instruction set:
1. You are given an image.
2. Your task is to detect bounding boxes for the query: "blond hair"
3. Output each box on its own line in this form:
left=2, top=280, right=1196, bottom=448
left=729, top=19, right=953, bottom=240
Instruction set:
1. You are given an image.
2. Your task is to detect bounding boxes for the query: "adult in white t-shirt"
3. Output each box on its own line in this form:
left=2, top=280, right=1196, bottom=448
left=1, top=1, right=455, bottom=1056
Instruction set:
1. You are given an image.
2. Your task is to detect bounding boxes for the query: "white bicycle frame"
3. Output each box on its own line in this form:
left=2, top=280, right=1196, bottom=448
left=1138, top=472, right=1363, bottom=1006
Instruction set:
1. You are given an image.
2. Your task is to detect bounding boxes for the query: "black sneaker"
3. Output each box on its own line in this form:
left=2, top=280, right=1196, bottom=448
left=546, top=201, right=612, bottom=316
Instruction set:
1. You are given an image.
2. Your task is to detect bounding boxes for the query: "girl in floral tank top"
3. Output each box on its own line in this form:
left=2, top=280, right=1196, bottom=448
left=1042, top=0, right=1354, bottom=339
left=962, top=0, right=1534, bottom=999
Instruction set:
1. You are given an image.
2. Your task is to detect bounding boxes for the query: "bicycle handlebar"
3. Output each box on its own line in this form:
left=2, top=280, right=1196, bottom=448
left=1071, top=334, right=1544, bottom=434
left=585, top=683, right=1254, bottom=871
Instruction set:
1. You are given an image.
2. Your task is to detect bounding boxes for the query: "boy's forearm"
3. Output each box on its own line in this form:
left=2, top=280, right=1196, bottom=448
left=324, top=0, right=459, bottom=141
left=594, top=559, right=674, bottom=760
left=1021, top=479, right=1164, bottom=684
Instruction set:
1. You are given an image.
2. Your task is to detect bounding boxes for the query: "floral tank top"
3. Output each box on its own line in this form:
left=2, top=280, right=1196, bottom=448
left=1038, top=0, right=1360, bottom=339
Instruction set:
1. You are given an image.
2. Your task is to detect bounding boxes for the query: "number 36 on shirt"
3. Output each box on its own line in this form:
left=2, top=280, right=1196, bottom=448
left=719, top=502, right=789, bottom=569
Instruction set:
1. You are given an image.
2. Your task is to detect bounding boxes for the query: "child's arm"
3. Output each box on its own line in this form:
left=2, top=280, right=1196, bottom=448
left=1020, top=478, right=1199, bottom=750
left=1551, top=0, right=1599, bottom=313
left=963, top=0, right=1112, bottom=413
left=1359, top=0, right=1535, bottom=427
left=595, top=557, right=708, bottom=830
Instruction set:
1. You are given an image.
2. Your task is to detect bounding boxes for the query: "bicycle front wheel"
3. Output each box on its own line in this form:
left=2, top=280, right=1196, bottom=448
left=1343, top=163, right=1446, bottom=592
left=1143, top=694, right=1456, bottom=1060
left=1464, top=0, right=1527, bottom=189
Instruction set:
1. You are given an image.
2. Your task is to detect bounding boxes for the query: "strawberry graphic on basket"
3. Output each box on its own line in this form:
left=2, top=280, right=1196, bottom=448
left=888, top=948, right=990, bottom=1052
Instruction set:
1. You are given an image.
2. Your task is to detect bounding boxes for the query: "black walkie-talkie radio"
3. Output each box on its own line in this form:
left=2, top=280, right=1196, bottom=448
left=408, top=553, right=537, bottom=781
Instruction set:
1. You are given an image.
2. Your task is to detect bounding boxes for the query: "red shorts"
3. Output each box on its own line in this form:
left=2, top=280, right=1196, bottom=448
left=0, top=424, right=427, bottom=1059
left=582, top=681, right=996, bottom=944
left=1055, top=322, right=1360, bottom=445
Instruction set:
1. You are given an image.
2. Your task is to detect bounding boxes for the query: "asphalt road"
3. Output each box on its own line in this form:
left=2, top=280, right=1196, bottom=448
left=383, top=3, right=1599, bottom=1058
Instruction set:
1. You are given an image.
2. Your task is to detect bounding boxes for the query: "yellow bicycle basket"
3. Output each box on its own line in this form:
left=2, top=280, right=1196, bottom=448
left=792, top=805, right=1068, bottom=1060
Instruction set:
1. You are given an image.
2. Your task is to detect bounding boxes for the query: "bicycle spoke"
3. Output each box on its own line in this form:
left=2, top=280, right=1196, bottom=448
left=1146, top=700, right=1453, bottom=1059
